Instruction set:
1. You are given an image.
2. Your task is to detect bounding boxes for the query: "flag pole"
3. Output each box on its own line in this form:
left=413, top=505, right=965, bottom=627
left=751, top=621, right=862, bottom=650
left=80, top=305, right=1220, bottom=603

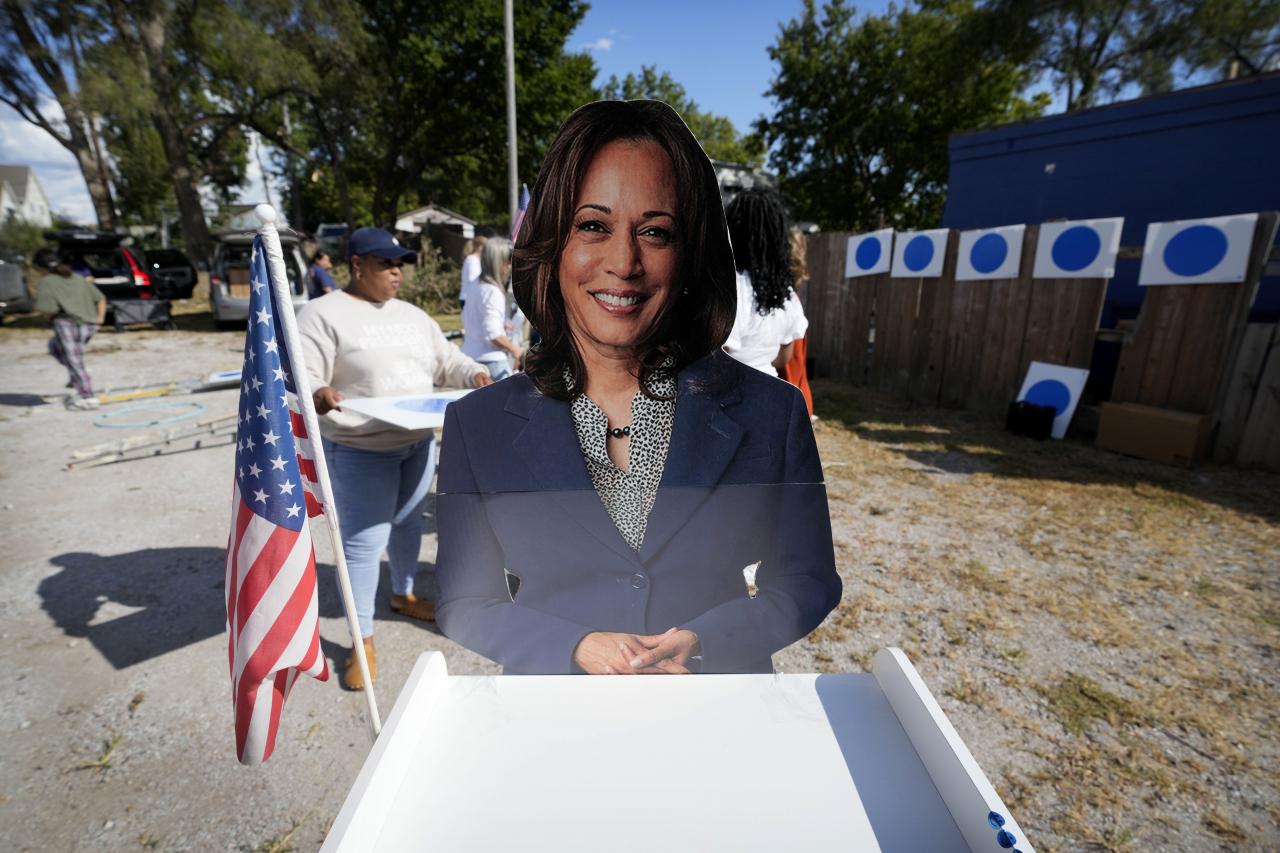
left=253, top=204, right=382, bottom=738
left=504, top=0, right=518, bottom=231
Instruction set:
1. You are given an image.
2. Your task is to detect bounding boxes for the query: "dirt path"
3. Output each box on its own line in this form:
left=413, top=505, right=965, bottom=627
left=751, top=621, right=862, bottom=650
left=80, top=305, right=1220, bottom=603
left=1, top=327, right=1276, bottom=852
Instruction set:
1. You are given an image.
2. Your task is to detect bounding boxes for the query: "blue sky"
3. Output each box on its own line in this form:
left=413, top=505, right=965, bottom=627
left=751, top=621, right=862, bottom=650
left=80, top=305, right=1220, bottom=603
left=0, top=0, right=893, bottom=224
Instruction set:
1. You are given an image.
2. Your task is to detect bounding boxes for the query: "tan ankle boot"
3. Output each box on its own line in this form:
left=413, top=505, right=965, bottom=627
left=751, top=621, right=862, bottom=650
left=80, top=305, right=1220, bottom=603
left=343, top=639, right=377, bottom=690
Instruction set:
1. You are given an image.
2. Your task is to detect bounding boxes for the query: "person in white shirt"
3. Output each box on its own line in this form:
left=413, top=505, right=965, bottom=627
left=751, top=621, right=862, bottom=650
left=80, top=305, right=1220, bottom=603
left=297, top=227, right=492, bottom=690
left=459, top=235, right=487, bottom=309
left=461, top=238, right=523, bottom=379
left=722, top=189, right=808, bottom=376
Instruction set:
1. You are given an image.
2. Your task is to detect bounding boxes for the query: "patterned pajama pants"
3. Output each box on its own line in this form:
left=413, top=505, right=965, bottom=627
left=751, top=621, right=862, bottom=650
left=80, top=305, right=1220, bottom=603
left=49, top=318, right=97, bottom=398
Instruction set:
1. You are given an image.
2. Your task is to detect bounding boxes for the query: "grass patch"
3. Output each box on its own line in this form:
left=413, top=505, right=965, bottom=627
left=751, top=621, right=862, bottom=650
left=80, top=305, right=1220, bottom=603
left=1246, top=612, right=1280, bottom=628
left=955, top=560, right=1010, bottom=595
left=1203, top=812, right=1246, bottom=841
left=128, top=691, right=146, bottom=713
left=137, top=833, right=160, bottom=849
left=945, top=671, right=996, bottom=708
left=77, top=732, right=123, bottom=773
left=1039, top=673, right=1148, bottom=736
left=253, top=813, right=315, bottom=853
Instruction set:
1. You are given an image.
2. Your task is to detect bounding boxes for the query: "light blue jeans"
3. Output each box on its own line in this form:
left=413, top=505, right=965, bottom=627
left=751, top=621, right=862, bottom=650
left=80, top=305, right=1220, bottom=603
left=323, top=434, right=436, bottom=637
left=482, top=358, right=513, bottom=380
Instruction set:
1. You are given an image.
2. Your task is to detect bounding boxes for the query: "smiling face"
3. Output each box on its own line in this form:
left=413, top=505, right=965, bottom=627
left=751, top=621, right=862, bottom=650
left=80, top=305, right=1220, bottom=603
left=557, top=140, right=681, bottom=359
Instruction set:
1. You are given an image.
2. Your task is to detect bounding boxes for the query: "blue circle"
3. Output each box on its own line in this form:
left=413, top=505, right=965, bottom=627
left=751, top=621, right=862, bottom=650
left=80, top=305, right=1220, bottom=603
left=1024, top=379, right=1072, bottom=415
left=855, top=236, right=882, bottom=270
left=987, top=812, right=1006, bottom=829
left=1051, top=226, right=1101, bottom=272
left=904, top=235, right=935, bottom=272
left=970, top=233, right=1008, bottom=274
left=394, top=397, right=451, bottom=413
left=996, top=829, right=1018, bottom=849
left=1163, top=225, right=1228, bottom=277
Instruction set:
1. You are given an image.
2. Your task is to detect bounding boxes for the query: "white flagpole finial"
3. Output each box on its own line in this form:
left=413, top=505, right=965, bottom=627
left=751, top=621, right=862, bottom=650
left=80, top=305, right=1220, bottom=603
left=254, top=204, right=278, bottom=225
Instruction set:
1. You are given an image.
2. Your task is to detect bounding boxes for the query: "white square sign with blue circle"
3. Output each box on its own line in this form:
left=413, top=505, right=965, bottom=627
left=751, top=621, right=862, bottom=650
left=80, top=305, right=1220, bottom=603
left=1032, top=217, right=1124, bottom=279
left=1138, top=213, right=1258, bottom=286
left=1017, top=361, right=1090, bottom=440
left=845, top=229, right=894, bottom=278
left=890, top=229, right=949, bottom=278
left=956, top=225, right=1026, bottom=281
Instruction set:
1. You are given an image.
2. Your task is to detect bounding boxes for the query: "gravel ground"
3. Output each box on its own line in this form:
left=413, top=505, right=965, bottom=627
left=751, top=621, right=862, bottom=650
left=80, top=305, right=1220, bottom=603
left=1, top=324, right=1276, bottom=853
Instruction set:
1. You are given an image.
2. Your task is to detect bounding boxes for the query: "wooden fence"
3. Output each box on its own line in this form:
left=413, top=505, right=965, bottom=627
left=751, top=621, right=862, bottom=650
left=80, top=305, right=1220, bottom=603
left=804, top=213, right=1280, bottom=470
left=806, top=225, right=1106, bottom=419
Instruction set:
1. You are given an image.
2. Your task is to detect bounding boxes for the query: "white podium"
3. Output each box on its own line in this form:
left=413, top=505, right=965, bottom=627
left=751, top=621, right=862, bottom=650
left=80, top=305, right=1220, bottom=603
left=321, top=648, right=1034, bottom=853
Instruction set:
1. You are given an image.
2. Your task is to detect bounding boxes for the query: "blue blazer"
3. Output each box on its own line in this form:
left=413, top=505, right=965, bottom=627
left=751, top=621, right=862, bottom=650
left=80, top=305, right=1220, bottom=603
left=435, top=351, right=841, bottom=674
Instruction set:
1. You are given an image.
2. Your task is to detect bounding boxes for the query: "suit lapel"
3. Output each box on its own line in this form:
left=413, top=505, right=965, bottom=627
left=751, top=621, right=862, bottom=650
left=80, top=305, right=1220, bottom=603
left=510, top=388, right=642, bottom=568
left=639, top=362, right=744, bottom=563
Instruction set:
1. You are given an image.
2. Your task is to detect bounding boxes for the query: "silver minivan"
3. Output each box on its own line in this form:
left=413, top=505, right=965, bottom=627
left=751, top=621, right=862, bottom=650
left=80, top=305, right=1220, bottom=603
left=210, top=228, right=310, bottom=326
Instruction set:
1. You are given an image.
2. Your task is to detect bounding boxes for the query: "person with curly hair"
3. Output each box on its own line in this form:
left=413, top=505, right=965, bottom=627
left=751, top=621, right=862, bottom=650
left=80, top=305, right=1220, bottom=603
left=722, top=188, right=809, bottom=377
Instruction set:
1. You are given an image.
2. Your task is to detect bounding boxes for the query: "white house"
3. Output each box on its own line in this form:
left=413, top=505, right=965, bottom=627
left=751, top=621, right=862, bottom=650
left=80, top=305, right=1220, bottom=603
left=395, top=203, right=476, bottom=239
left=0, top=165, right=53, bottom=227
left=0, top=179, right=19, bottom=223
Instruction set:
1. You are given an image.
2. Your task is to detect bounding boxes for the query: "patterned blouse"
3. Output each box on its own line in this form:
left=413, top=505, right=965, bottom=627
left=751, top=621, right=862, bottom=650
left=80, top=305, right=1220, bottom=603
left=570, top=367, right=677, bottom=553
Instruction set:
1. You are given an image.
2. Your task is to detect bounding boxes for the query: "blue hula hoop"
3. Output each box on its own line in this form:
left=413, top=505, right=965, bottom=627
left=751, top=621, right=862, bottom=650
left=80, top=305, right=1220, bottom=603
left=94, top=401, right=206, bottom=429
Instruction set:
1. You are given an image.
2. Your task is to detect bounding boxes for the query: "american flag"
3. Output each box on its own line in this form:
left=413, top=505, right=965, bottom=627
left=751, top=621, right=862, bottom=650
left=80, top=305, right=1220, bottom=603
left=225, top=234, right=330, bottom=766
left=511, top=182, right=531, bottom=242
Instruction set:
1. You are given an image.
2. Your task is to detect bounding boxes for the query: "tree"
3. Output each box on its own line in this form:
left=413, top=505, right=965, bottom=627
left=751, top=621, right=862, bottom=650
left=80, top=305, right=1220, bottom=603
left=602, top=66, right=764, bottom=165
left=1186, top=0, right=1280, bottom=77
left=281, top=0, right=597, bottom=231
left=102, top=0, right=310, bottom=264
left=0, top=0, right=118, bottom=229
left=1016, top=0, right=1192, bottom=109
left=758, top=0, right=1048, bottom=232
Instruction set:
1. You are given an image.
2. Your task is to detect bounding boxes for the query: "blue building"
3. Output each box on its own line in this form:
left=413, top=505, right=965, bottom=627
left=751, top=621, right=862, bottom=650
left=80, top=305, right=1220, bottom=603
left=943, top=71, right=1280, bottom=325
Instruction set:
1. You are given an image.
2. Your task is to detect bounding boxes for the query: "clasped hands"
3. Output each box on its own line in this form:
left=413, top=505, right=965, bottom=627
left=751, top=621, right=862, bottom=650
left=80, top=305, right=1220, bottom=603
left=572, top=628, right=701, bottom=675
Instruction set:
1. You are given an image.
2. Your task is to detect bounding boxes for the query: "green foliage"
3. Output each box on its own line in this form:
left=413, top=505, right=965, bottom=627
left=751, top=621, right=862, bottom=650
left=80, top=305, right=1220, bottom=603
left=758, top=0, right=1048, bottom=232
left=279, top=0, right=597, bottom=230
left=396, top=243, right=462, bottom=316
left=1186, top=0, right=1280, bottom=77
left=602, top=66, right=764, bottom=165
left=0, top=218, right=47, bottom=262
left=1019, top=0, right=1193, bottom=109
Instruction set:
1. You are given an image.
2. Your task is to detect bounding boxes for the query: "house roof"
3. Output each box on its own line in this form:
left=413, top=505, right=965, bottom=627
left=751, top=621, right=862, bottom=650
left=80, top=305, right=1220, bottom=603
left=396, top=203, right=477, bottom=228
left=0, top=165, right=37, bottom=203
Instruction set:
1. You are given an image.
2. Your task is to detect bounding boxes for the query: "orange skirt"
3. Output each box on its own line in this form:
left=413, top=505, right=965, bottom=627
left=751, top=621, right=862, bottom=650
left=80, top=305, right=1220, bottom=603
left=779, top=333, right=814, bottom=417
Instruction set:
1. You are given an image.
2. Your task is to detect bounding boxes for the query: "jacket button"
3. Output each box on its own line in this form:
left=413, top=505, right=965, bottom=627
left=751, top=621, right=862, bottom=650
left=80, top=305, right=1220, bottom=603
left=630, top=574, right=648, bottom=589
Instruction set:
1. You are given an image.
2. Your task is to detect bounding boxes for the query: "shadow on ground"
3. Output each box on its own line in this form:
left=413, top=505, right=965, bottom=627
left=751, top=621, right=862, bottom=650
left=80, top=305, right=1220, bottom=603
left=41, top=547, right=228, bottom=669
left=812, top=379, right=1280, bottom=525
left=0, top=393, right=48, bottom=407
left=41, top=548, right=445, bottom=671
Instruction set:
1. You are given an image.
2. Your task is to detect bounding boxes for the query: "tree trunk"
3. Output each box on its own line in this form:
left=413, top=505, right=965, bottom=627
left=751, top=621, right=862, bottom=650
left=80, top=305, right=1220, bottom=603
left=0, top=0, right=118, bottom=230
left=310, top=102, right=355, bottom=233
left=108, top=1, right=214, bottom=266
left=74, top=129, right=118, bottom=231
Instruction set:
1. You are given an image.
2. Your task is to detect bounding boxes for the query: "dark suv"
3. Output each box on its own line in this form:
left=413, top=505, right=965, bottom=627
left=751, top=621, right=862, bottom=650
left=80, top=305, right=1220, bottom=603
left=44, top=230, right=198, bottom=301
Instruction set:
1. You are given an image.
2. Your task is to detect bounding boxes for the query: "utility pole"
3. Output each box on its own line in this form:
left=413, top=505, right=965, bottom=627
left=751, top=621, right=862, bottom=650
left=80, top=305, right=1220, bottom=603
left=504, top=0, right=518, bottom=233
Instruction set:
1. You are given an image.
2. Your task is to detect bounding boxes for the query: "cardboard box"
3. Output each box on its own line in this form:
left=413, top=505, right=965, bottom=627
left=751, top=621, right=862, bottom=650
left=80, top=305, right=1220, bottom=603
left=1096, top=402, right=1216, bottom=467
left=228, top=284, right=251, bottom=299
left=228, top=268, right=251, bottom=285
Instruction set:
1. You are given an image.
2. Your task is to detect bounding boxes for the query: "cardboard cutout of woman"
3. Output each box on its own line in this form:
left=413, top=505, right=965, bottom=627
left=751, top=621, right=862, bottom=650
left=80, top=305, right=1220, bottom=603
left=435, top=100, right=840, bottom=675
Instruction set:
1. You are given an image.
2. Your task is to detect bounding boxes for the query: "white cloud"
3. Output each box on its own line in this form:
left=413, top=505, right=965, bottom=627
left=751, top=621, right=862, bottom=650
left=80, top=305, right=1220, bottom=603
left=0, top=101, right=96, bottom=225
left=582, top=37, right=614, bottom=51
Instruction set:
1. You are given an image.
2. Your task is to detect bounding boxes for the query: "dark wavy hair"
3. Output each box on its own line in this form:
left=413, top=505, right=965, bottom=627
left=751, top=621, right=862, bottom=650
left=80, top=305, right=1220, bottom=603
left=512, top=99, right=738, bottom=402
left=724, top=188, right=795, bottom=315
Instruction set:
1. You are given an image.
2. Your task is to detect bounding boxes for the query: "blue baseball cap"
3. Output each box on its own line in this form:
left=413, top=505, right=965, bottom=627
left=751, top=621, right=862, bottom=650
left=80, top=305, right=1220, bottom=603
left=346, top=227, right=418, bottom=264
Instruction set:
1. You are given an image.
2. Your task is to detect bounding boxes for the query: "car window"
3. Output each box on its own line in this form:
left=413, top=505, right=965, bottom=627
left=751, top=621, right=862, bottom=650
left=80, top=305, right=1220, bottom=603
left=220, top=244, right=306, bottom=294
left=62, top=250, right=128, bottom=278
left=146, top=249, right=190, bottom=269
